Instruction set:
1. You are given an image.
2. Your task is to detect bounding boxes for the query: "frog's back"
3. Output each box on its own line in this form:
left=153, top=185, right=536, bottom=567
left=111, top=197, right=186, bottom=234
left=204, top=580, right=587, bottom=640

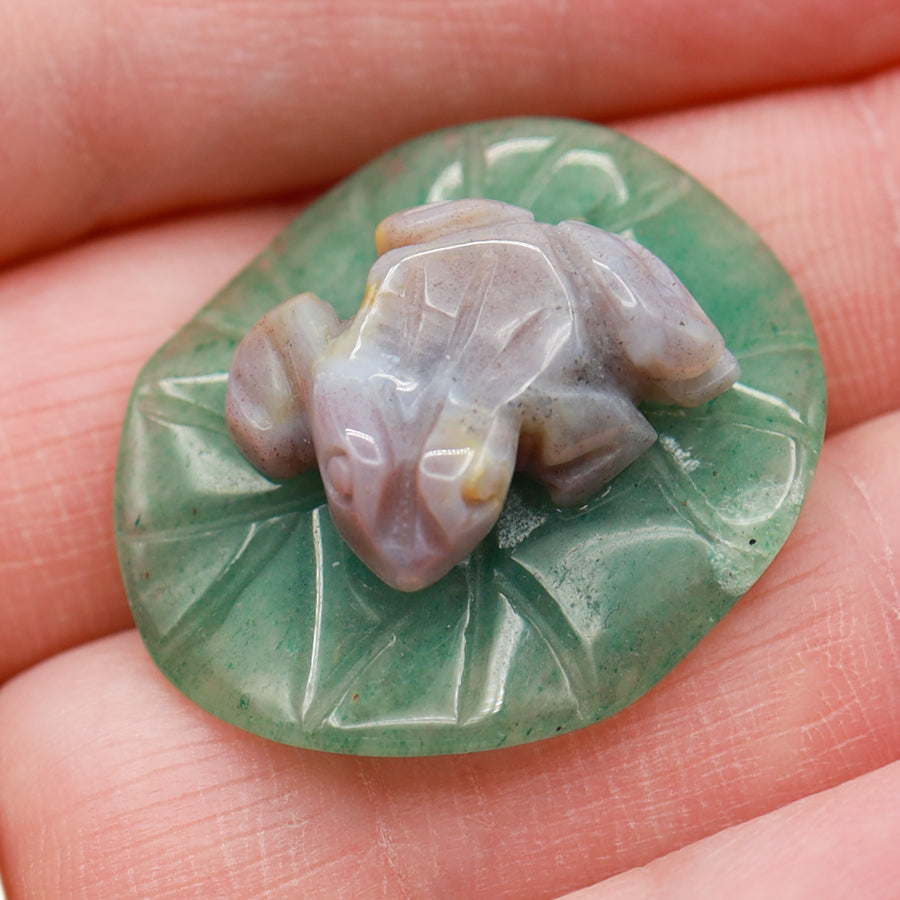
left=350, top=223, right=582, bottom=406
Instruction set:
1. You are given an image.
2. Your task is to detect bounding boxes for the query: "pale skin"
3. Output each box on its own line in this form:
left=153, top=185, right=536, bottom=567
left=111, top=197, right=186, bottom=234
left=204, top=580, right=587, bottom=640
left=0, top=1, right=899, bottom=897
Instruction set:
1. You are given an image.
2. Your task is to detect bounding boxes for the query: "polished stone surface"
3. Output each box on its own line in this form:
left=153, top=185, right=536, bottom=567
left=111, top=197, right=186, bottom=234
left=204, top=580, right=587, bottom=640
left=225, top=198, right=740, bottom=592
left=115, top=118, right=826, bottom=756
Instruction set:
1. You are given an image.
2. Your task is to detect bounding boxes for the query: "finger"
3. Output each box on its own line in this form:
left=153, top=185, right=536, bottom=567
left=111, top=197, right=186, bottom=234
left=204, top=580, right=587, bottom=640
left=559, top=759, right=900, bottom=900
left=1, top=412, right=898, bottom=898
left=0, top=203, right=299, bottom=682
left=3, top=0, right=900, bottom=263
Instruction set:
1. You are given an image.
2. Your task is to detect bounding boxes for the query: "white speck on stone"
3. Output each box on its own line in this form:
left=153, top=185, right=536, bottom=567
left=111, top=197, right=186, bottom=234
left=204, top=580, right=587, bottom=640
left=659, top=434, right=701, bottom=472
left=495, top=490, right=549, bottom=549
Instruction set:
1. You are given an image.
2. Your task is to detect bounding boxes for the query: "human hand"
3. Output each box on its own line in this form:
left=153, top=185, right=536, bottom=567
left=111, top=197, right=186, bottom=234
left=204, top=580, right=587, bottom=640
left=1, top=2, right=899, bottom=897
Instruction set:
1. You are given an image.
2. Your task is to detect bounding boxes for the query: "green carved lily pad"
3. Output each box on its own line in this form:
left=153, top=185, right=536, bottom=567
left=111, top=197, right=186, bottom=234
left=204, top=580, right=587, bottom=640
left=115, top=118, right=826, bottom=756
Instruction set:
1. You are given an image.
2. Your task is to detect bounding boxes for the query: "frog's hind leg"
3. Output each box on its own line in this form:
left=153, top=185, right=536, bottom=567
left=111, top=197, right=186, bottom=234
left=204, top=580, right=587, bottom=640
left=519, top=388, right=656, bottom=507
left=375, top=199, right=534, bottom=254
left=226, top=292, right=342, bottom=480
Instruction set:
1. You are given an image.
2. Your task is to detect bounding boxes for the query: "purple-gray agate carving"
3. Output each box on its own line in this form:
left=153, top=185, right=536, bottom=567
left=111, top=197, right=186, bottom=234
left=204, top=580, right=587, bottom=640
left=225, top=199, right=740, bottom=591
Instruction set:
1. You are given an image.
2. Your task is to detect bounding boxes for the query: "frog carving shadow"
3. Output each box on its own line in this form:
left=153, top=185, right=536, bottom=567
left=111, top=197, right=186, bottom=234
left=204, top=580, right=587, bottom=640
left=226, top=199, right=740, bottom=592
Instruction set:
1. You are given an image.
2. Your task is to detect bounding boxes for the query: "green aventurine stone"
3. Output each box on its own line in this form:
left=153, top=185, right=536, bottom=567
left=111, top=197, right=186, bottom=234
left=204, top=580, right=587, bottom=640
left=115, top=118, right=826, bottom=756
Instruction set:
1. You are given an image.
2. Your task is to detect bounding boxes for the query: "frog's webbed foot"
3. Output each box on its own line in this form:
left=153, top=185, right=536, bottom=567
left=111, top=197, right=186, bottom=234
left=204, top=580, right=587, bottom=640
left=226, top=292, right=342, bottom=479
left=519, top=388, right=656, bottom=507
left=648, top=349, right=741, bottom=407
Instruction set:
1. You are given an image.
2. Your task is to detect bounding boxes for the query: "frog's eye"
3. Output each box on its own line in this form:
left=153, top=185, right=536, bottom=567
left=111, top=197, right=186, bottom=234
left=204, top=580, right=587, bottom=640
left=344, top=427, right=384, bottom=466
left=325, top=452, right=353, bottom=501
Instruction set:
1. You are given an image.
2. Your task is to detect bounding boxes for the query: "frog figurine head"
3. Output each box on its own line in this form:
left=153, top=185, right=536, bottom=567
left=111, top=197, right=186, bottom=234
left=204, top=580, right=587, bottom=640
left=226, top=199, right=739, bottom=591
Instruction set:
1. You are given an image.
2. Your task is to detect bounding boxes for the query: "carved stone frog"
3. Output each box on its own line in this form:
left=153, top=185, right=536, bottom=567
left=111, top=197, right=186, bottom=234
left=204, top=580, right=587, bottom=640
left=226, top=199, right=740, bottom=591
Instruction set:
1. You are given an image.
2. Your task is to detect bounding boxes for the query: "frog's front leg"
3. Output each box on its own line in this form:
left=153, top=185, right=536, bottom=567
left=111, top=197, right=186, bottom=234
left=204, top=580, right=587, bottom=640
left=226, top=292, right=342, bottom=479
left=418, top=402, right=520, bottom=551
left=519, top=388, right=656, bottom=506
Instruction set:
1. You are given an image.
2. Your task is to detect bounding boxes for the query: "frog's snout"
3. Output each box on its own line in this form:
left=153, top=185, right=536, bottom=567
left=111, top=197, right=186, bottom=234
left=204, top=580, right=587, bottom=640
left=329, top=452, right=511, bottom=593
left=318, top=433, right=514, bottom=592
